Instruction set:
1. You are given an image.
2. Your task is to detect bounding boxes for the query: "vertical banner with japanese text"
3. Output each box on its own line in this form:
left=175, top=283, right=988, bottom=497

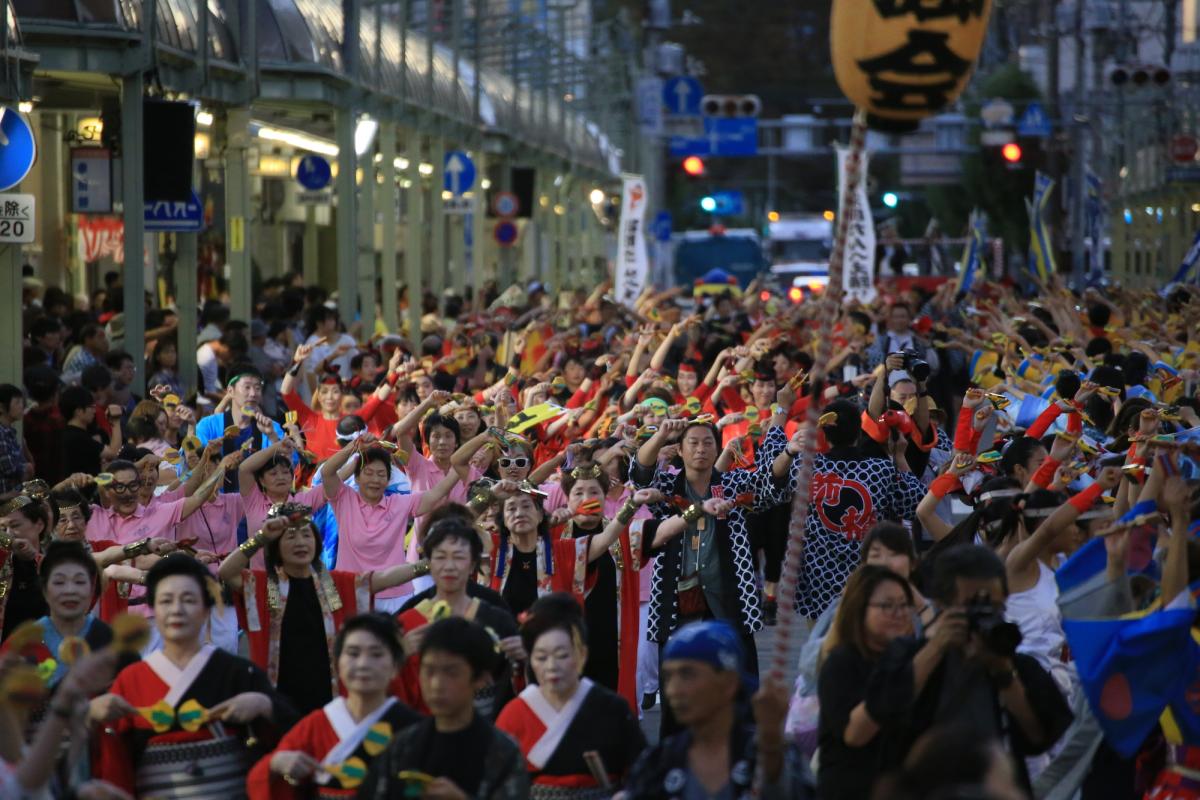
left=836, top=146, right=877, bottom=303
left=614, top=174, right=649, bottom=309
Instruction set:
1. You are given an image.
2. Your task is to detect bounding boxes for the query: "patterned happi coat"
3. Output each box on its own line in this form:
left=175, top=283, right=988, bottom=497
left=630, top=426, right=789, bottom=642
left=785, top=444, right=925, bottom=618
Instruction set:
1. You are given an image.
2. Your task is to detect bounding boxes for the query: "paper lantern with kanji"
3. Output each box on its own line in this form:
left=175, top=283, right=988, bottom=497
left=831, top=0, right=994, bottom=132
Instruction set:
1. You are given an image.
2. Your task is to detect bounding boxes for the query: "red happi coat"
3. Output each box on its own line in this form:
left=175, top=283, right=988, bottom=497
left=234, top=568, right=374, bottom=697
left=246, top=697, right=421, bottom=799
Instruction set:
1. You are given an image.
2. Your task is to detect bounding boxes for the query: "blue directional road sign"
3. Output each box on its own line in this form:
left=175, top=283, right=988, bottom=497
left=708, top=191, right=744, bottom=216
left=145, top=190, right=204, bottom=233
left=652, top=210, right=673, bottom=242
left=668, top=117, right=758, bottom=157
left=444, top=151, right=476, bottom=196
left=663, top=76, right=703, bottom=117
left=295, top=155, right=332, bottom=191
left=0, top=107, right=37, bottom=192
left=1017, top=102, right=1052, bottom=138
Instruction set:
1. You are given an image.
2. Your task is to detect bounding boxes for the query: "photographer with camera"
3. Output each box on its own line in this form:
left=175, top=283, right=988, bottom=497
left=867, top=351, right=940, bottom=479
left=864, top=303, right=940, bottom=381
left=861, top=544, right=1072, bottom=794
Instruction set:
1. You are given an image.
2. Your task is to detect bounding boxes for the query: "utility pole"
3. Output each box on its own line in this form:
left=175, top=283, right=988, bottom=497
left=1043, top=0, right=1065, bottom=272
left=1070, top=0, right=1088, bottom=288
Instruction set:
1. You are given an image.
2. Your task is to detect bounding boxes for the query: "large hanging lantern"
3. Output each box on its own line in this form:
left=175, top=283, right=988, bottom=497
left=831, top=0, right=994, bottom=132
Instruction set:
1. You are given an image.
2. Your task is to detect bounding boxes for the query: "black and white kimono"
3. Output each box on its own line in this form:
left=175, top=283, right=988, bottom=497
left=783, top=444, right=926, bottom=618
left=630, top=426, right=789, bottom=642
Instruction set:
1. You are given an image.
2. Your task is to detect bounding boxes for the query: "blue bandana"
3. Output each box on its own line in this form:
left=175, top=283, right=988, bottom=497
left=663, top=621, right=756, bottom=690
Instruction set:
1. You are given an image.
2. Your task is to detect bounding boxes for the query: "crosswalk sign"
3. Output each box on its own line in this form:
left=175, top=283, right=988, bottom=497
left=1017, top=102, right=1052, bottom=138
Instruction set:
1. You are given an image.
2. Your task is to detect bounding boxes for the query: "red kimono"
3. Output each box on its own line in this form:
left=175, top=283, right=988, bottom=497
left=94, top=646, right=293, bottom=797
left=234, top=568, right=373, bottom=697
left=247, top=697, right=422, bottom=799
left=489, top=533, right=590, bottom=607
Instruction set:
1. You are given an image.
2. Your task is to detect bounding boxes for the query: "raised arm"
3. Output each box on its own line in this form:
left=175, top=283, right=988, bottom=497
left=239, top=439, right=292, bottom=498
left=413, top=468, right=463, bottom=517
left=100, top=405, right=124, bottom=462
left=637, top=417, right=685, bottom=469
left=370, top=559, right=431, bottom=593
left=281, top=341, right=317, bottom=399
left=391, top=390, right=450, bottom=445
left=321, top=438, right=362, bottom=501
left=180, top=452, right=241, bottom=520
left=1007, top=468, right=1118, bottom=579
left=218, top=517, right=287, bottom=591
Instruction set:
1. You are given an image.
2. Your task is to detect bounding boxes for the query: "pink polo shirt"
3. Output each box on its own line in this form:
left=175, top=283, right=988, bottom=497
left=242, top=484, right=328, bottom=542
left=330, top=483, right=421, bottom=599
left=402, top=452, right=480, bottom=560
left=85, top=499, right=186, bottom=546
left=174, top=493, right=245, bottom=557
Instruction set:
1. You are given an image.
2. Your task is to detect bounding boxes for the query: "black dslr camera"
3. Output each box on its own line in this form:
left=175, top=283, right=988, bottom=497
left=892, top=349, right=931, bottom=382
left=964, top=590, right=1023, bottom=658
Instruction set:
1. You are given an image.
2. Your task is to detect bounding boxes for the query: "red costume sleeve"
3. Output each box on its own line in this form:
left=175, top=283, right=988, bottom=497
left=283, top=390, right=315, bottom=427
left=246, top=711, right=338, bottom=800
left=691, top=382, right=714, bottom=404
left=1030, top=456, right=1061, bottom=489
left=1025, top=404, right=1062, bottom=440
left=953, top=405, right=976, bottom=452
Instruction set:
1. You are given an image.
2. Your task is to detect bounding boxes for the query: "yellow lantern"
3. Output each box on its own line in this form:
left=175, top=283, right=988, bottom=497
left=831, top=0, right=994, bottom=131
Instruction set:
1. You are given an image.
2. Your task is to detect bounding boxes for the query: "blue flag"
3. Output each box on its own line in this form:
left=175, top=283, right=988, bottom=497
left=1167, top=229, right=1200, bottom=289
left=1028, top=171, right=1057, bottom=282
left=956, top=210, right=985, bottom=295
left=1064, top=608, right=1199, bottom=756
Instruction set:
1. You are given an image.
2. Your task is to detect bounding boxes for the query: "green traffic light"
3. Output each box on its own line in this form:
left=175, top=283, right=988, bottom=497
left=700, top=196, right=717, bottom=212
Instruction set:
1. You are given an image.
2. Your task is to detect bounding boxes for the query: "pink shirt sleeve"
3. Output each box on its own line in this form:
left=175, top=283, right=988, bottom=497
left=293, top=484, right=329, bottom=513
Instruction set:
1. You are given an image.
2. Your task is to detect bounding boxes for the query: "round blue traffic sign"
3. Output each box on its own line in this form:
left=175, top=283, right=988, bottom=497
left=491, top=191, right=520, bottom=218
left=295, top=154, right=332, bottom=191
left=493, top=220, right=518, bottom=247
left=0, top=108, right=36, bottom=192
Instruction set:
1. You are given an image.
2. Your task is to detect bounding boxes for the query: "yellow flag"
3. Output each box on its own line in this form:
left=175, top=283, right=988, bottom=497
left=506, top=403, right=566, bottom=434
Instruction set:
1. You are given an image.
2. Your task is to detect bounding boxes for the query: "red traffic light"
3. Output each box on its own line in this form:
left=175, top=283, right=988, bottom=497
left=682, top=156, right=705, bottom=176
left=1001, top=143, right=1023, bottom=163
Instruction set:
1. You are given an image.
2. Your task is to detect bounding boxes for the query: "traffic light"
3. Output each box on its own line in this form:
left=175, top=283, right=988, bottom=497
left=882, top=192, right=899, bottom=208
left=1001, top=142, right=1023, bottom=165
left=682, top=156, right=705, bottom=177
left=699, top=195, right=717, bottom=212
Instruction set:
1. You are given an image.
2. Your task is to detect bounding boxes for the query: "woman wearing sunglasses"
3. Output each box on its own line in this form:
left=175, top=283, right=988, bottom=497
left=453, top=428, right=537, bottom=484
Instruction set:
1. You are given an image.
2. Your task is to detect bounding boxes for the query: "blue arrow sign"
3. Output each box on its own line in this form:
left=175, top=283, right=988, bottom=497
left=444, top=151, right=476, bottom=196
left=145, top=190, right=204, bottom=232
left=668, top=117, right=758, bottom=157
left=0, top=108, right=36, bottom=192
left=663, top=76, right=703, bottom=117
left=295, top=155, right=332, bottom=191
left=1017, top=102, right=1053, bottom=138
left=652, top=210, right=673, bottom=242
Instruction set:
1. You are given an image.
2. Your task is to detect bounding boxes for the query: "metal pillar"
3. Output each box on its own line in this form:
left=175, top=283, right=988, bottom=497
left=175, top=232, right=199, bottom=398
left=335, top=107, right=358, bottom=326
left=470, top=150, right=487, bottom=290
left=379, top=124, right=399, bottom=332
left=38, top=113, right=65, bottom=291
left=429, top=137, right=447, bottom=299
left=357, top=125, right=377, bottom=339
left=224, top=108, right=253, bottom=324
left=404, top=134, right=424, bottom=341
left=303, top=205, right=319, bottom=286
left=121, top=74, right=147, bottom=391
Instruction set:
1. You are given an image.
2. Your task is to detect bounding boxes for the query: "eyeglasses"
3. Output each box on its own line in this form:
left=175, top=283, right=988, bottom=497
left=109, top=481, right=142, bottom=494
left=867, top=601, right=913, bottom=616
left=498, top=457, right=530, bottom=469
